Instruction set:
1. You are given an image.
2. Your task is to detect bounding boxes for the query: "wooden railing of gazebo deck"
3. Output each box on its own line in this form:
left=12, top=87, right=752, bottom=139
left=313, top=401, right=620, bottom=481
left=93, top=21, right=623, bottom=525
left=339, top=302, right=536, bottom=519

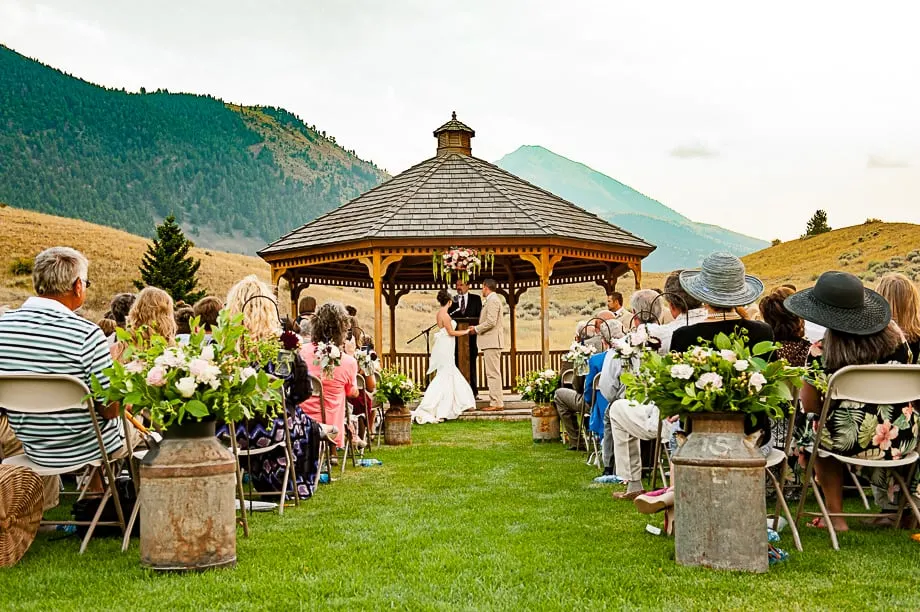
left=381, top=350, right=567, bottom=391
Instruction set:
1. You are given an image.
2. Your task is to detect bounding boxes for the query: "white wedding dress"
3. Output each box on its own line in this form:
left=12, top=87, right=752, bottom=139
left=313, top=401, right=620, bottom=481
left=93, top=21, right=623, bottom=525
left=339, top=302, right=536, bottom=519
left=412, top=320, right=476, bottom=424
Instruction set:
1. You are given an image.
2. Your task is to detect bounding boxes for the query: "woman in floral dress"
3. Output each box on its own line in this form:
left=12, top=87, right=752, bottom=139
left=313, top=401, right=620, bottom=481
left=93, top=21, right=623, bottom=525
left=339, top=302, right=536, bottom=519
left=786, top=271, right=919, bottom=531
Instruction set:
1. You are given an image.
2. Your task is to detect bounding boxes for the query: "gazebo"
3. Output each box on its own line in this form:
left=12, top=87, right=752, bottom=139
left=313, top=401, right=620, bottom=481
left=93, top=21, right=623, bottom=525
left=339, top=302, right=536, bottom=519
left=259, top=113, right=655, bottom=388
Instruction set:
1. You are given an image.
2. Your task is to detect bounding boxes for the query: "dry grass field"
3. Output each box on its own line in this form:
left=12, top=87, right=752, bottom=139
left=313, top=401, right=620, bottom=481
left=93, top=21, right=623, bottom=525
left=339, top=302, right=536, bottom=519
left=4, top=206, right=918, bottom=352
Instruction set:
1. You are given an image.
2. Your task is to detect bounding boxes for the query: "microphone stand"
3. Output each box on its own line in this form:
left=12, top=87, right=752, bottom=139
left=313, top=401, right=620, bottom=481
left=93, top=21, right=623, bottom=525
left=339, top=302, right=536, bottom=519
left=407, top=323, right=438, bottom=390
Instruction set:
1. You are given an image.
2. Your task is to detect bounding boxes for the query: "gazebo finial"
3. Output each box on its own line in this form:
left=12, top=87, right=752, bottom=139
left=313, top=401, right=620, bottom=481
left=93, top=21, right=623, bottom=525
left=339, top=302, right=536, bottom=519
left=452, top=110, right=457, bottom=120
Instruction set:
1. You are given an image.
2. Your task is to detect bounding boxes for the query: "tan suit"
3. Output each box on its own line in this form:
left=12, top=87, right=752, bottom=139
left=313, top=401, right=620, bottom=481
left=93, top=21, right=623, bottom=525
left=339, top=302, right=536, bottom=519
left=475, top=292, right=505, bottom=407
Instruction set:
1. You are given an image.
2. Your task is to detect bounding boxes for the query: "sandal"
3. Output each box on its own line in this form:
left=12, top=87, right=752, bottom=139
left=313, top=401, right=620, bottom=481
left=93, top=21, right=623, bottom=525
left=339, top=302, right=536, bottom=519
left=634, top=490, right=674, bottom=515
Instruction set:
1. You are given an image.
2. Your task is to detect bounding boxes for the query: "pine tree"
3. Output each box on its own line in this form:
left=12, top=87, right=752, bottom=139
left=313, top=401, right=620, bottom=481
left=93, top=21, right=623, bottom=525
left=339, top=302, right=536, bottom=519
left=805, top=209, right=831, bottom=236
left=134, top=215, right=206, bottom=303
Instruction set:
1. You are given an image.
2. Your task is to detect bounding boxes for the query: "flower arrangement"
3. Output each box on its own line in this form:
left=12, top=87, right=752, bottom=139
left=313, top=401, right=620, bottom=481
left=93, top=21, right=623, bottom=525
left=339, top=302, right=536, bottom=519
left=515, top=368, right=560, bottom=404
left=621, top=330, right=805, bottom=421
left=563, top=342, right=596, bottom=376
left=91, top=312, right=283, bottom=429
left=355, top=348, right=378, bottom=374
left=313, top=341, right=342, bottom=379
left=432, top=246, right=495, bottom=284
left=374, top=367, right=421, bottom=407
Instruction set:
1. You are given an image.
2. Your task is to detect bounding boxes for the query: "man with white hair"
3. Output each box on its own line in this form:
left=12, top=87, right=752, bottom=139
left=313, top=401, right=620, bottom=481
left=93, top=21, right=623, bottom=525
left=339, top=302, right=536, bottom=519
left=626, top=289, right=664, bottom=329
left=0, top=247, right=125, bottom=490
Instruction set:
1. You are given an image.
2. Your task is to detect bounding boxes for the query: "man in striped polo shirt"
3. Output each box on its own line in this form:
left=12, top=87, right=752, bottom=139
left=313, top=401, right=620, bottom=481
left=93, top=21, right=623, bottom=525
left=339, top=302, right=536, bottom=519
left=0, top=247, right=125, bottom=496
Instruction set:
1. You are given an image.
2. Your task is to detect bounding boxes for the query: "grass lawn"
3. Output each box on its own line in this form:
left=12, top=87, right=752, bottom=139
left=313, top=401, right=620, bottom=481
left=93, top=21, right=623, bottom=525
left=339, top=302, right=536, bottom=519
left=2, top=420, right=919, bottom=611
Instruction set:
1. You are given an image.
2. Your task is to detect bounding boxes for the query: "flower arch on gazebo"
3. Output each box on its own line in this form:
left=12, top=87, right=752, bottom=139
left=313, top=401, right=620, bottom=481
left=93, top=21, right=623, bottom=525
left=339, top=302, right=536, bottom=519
left=259, top=113, right=655, bottom=388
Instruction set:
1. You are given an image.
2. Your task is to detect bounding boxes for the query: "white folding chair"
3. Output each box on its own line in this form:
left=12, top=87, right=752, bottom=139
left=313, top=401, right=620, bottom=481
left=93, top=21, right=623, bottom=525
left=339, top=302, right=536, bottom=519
left=578, top=372, right=602, bottom=468
left=560, top=368, right=575, bottom=389
left=766, top=392, right=803, bottom=552
left=795, top=364, right=920, bottom=550
left=0, top=373, right=128, bottom=554
left=310, top=374, right=336, bottom=482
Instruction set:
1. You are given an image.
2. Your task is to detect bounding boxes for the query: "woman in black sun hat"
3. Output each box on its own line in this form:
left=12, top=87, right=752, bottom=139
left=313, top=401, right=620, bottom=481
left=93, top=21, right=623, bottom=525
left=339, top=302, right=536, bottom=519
left=785, top=271, right=918, bottom=532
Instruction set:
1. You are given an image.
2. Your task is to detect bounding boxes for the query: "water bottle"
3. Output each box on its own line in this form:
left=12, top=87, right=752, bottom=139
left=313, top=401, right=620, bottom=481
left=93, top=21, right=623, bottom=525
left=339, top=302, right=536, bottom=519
left=359, top=459, right=382, bottom=467
left=319, top=473, right=330, bottom=484
left=56, top=525, right=78, bottom=535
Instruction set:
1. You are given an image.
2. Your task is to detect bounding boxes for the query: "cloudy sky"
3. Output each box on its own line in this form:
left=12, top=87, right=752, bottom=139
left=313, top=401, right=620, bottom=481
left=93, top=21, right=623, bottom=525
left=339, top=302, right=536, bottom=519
left=2, top=0, right=919, bottom=241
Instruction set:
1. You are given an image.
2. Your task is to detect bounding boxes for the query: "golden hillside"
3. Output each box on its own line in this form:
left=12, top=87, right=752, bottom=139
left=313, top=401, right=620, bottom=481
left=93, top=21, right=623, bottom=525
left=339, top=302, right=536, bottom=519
left=743, top=221, right=920, bottom=290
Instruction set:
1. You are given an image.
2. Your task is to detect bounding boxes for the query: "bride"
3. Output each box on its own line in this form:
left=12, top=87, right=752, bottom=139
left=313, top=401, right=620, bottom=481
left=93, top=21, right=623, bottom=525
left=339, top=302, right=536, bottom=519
left=412, top=289, right=477, bottom=424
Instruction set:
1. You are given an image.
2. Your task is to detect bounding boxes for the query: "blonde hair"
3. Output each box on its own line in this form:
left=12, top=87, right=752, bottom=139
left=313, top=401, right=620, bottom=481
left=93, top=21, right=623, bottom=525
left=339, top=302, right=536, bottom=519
left=225, top=275, right=280, bottom=342
left=877, top=273, right=920, bottom=342
left=128, top=287, right=177, bottom=342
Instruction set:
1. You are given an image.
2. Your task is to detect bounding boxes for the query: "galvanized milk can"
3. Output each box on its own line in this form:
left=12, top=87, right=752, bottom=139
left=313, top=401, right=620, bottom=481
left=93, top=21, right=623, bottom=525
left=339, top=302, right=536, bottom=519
left=671, top=413, right=767, bottom=573
left=139, top=420, right=237, bottom=571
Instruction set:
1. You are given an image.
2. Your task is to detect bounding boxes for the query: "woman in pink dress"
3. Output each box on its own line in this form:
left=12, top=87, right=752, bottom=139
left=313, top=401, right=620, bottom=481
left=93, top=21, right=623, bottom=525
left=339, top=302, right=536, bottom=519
left=299, top=303, right=358, bottom=450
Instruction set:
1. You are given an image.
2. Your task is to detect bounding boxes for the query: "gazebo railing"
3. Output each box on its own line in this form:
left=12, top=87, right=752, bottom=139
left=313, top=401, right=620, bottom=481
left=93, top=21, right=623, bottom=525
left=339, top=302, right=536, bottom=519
left=381, top=350, right=566, bottom=391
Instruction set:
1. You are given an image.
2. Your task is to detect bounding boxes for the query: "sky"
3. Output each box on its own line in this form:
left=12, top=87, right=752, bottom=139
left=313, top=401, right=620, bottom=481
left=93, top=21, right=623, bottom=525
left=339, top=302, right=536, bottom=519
left=2, top=0, right=919, bottom=241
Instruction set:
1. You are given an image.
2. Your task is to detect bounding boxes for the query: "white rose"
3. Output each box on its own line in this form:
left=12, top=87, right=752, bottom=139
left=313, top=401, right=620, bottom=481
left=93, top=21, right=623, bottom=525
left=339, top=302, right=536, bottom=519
left=176, top=376, right=197, bottom=398
left=670, top=364, right=694, bottom=380
left=241, top=366, right=257, bottom=381
left=719, top=349, right=737, bottom=363
left=630, top=327, right=648, bottom=346
left=329, top=346, right=341, bottom=359
left=749, top=372, right=768, bottom=392
left=200, top=345, right=215, bottom=362
left=542, top=369, right=555, bottom=378
left=696, top=372, right=724, bottom=390
left=733, top=360, right=750, bottom=372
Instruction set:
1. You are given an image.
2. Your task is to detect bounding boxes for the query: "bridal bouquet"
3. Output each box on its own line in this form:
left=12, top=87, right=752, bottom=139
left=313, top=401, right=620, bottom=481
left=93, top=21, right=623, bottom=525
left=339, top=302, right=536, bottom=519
left=432, top=246, right=495, bottom=284
left=563, top=342, right=596, bottom=376
left=621, top=329, right=804, bottom=421
left=92, top=312, right=283, bottom=429
left=313, top=341, right=342, bottom=379
left=515, top=368, right=560, bottom=404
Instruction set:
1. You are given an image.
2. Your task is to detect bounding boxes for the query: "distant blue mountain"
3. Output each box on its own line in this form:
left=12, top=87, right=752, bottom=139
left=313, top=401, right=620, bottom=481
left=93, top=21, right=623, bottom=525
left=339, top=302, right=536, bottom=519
left=495, top=145, right=767, bottom=271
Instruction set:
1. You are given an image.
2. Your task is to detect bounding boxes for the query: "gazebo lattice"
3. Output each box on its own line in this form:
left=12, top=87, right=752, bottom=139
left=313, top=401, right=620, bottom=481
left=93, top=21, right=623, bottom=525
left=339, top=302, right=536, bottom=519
left=259, top=113, right=655, bottom=387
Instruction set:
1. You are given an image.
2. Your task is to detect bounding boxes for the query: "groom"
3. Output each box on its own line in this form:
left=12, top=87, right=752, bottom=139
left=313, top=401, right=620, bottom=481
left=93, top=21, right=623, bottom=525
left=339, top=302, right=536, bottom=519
left=469, top=278, right=504, bottom=411
left=451, top=278, right=482, bottom=394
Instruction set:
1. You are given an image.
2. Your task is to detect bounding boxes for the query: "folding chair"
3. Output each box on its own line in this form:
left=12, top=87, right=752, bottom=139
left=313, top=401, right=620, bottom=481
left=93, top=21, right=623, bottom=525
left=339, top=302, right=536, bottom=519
left=372, top=371, right=386, bottom=449
left=310, top=375, right=336, bottom=482
left=227, top=383, right=300, bottom=516
left=341, top=375, right=371, bottom=474
left=795, top=364, right=920, bottom=550
left=766, top=394, right=803, bottom=552
left=560, top=368, right=575, bottom=389
left=0, top=373, right=127, bottom=554
left=355, top=373, right=374, bottom=449
left=578, top=372, right=602, bottom=468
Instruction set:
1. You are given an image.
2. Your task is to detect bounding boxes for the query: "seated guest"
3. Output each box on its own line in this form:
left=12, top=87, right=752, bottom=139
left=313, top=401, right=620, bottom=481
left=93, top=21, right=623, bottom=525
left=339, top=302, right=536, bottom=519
left=759, top=287, right=811, bottom=366
left=299, top=302, right=359, bottom=456
left=174, top=305, right=194, bottom=344
left=627, top=289, right=664, bottom=330
left=296, top=295, right=317, bottom=339
left=786, top=271, right=918, bottom=531
left=671, top=252, right=774, bottom=446
left=645, top=270, right=708, bottom=353
left=0, top=247, right=125, bottom=480
left=106, top=292, right=135, bottom=345
left=112, top=287, right=176, bottom=361
left=97, top=317, right=117, bottom=338
left=220, top=275, right=318, bottom=498
left=192, top=295, right=223, bottom=338
left=607, top=291, right=628, bottom=321
left=877, top=273, right=920, bottom=363
left=554, top=323, right=617, bottom=451
left=587, top=310, right=615, bottom=353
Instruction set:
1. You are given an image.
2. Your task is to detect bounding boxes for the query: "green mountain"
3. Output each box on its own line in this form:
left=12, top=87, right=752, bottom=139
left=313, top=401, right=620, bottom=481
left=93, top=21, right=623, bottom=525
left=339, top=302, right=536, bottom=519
left=0, top=45, right=388, bottom=254
left=495, top=145, right=767, bottom=271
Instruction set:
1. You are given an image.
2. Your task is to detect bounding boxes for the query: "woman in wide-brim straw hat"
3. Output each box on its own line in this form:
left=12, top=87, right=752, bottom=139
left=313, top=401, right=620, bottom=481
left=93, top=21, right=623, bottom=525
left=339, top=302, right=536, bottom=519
left=785, top=271, right=918, bottom=532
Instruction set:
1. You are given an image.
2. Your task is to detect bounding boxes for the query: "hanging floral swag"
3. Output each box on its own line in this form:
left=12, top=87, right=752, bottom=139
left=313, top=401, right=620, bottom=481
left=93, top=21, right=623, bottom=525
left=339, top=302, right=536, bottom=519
left=432, top=247, right=495, bottom=284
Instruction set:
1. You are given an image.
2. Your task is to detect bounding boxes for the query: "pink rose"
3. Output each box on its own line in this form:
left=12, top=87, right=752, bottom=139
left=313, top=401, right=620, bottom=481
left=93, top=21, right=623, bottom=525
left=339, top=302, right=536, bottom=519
left=125, top=359, right=146, bottom=374
left=189, top=358, right=209, bottom=378
left=146, top=366, right=167, bottom=387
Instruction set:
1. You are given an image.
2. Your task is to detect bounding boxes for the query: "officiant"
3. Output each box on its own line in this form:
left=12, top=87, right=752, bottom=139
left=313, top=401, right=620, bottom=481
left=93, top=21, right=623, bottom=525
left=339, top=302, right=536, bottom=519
left=451, top=278, right=482, bottom=394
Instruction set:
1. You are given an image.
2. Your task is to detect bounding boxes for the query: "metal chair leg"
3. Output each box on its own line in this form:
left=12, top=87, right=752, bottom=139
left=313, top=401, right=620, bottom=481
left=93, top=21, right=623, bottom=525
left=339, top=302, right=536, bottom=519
left=847, top=467, right=871, bottom=510
left=767, top=469, right=802, bottom=552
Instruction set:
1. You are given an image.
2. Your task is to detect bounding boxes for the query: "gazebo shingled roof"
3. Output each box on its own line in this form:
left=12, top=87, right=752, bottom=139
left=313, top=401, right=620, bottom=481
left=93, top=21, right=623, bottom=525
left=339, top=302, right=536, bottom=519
left=259, top=113, right=655, bottom=371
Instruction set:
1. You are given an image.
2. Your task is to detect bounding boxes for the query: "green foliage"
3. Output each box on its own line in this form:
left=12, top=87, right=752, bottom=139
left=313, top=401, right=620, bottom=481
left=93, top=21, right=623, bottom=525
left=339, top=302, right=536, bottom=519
left=622, top=330, right=805, bottom=420
left=0, top=45, right=385, bottom=250
left=374, top=367, right=421, bottom=406
left=9, top=256, right=32, bottom=275
left=515, top=368, right=560, bottom=404
left=134, top=215, right=205, bottom=303
left=805, top=209, right=832, bottom=236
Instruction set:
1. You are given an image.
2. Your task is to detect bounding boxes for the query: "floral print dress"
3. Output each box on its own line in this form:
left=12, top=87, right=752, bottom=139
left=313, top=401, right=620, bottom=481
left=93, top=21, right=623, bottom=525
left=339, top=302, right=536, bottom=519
left=796, top=341, right=920, bottom=500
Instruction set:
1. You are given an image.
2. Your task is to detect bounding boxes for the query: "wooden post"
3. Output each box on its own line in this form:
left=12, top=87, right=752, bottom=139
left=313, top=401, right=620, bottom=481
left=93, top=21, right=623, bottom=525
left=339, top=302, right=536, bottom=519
left=539, top=253, right=550, bottom=367
left=372, top=251, right=383, bottom=355
left=508, top=290, right=518, bottom=384
left=388, top=290, right=397, bottom=360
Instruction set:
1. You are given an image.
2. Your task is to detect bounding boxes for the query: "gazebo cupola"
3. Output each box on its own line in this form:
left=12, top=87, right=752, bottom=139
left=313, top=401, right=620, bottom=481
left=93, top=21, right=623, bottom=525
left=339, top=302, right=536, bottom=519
left=434, top=111, right=475, bottom=156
